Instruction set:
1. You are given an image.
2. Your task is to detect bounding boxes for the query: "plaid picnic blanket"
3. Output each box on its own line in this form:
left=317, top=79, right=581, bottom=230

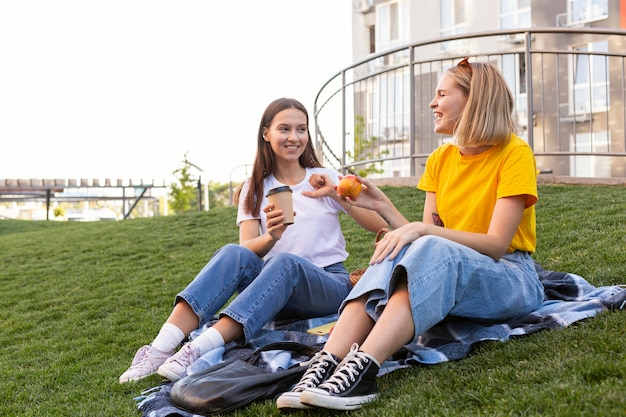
left=135, top=262, right=625, bottom=417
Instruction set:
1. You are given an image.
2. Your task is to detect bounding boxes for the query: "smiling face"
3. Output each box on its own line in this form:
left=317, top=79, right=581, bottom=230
left=263, top=108, right=309, bottom=163
left=429, top=73, right=469, bottom=136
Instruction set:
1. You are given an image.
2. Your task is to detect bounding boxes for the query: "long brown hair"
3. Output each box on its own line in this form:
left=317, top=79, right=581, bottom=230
left=241, top=98, right=322, bottom=217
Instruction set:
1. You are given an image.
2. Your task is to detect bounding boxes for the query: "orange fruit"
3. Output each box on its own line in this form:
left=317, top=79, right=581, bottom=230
left=337, top=175, right=362, bottom=199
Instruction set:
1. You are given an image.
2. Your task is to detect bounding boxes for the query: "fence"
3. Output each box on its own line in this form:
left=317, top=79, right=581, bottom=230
left=313, top=28, right=626, bottom=180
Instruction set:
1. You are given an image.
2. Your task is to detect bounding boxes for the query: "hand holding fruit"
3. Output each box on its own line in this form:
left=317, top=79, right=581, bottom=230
left=336, top=174, right=362, bottom=200
left=336, top=175, right=393, bottom=215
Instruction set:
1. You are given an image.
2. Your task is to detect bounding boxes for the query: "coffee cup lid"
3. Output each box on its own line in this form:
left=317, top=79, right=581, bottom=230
left=266, top=185, right=293, bottom=197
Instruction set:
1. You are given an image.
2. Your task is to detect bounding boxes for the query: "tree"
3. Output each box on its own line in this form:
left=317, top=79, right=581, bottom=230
left=169, top=153, right=199, bottom=214
left=53, top=206, right=65, bottom=218
left=208, top=181, right=231, bottom=209
left=346, top=115, right=387, bottom=177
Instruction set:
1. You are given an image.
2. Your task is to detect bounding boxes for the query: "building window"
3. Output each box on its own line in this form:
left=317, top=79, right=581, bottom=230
left=359, top=69, right=410, bottom=177
left=571, top=40, right=609, bottom=115
left=567, top=0, right=608, bottom=25
left=440, top=0, right=467, bottom=52
left=500, top=0, right=531, bottom=28
left=570, top=131, right=612, bottom=177
left=502, top=54, right=529, bottom=136
left=375, top=0, right=408, bottom=52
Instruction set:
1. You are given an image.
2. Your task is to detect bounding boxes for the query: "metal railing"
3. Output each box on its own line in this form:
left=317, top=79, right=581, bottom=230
left=313, top=28, right=626, bottom=179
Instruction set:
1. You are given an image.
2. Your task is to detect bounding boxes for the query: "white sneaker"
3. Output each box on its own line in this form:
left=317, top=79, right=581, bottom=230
left=157, top=343, right=201, bottom=382
left=119, top=345, right=171, bottom=384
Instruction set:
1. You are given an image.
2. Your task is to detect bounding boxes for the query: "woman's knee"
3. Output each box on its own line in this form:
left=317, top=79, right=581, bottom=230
left=264, top=252, right=302, bottom=268
left=266, top=251, right=299, bottom=261
left=408, top=235, right=460, bottom=258
left=416, top=235, right=450, bottom=248
left=214, top=243, right=260, bottom=264
left=216, top=243, right=249, bottom=257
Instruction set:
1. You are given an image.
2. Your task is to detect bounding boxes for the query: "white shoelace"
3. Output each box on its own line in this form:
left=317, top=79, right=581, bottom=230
left=318, top=343, right=366, bottom=394
left=293, top=351, right=336, bottom=392
left=169, top=344, right=198, bottom=366
left=133, top=346, right=154, bottom=366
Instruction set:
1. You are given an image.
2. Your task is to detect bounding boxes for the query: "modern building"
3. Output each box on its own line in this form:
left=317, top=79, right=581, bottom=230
left=314, top=0, right=626, bottom=179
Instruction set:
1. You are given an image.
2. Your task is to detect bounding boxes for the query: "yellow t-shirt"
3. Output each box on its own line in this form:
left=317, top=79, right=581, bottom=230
left=417, top=134, right=538, bottom=253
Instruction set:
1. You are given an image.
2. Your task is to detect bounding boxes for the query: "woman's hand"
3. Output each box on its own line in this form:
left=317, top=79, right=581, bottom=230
left=263, top=203, right=291, bottom=241
left=370, top=222, right=428, bottom=264
left=339, top=176, right=391, bottom=212
left=302, top=173, right=336, bottom=199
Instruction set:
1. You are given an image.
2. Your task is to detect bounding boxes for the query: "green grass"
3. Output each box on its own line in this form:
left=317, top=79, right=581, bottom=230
left=0, top=185, right=624, bottom=417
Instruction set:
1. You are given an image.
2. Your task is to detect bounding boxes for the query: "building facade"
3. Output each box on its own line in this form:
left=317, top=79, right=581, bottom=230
left=314, top=0, right=626, bottom=179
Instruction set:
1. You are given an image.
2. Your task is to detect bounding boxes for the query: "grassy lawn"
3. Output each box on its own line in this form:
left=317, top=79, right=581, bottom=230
left=0, top=184, right=624, bottom=417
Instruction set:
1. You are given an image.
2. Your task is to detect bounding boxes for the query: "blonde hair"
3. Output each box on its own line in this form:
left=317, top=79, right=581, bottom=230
left=445, top=60, right=517, bottom=147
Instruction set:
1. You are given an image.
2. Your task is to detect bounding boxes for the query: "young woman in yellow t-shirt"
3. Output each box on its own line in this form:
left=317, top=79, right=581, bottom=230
left=277, top=59, right=544, bottom=412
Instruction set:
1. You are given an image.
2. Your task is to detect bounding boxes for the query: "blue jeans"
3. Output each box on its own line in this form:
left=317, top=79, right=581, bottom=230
left=342, top=235, right=545, bottom=342
left=176, top=244, right=352, bottom=343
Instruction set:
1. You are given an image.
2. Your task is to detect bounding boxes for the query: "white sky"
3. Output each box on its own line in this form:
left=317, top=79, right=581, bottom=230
left=0, top=0, right=352, bottom=186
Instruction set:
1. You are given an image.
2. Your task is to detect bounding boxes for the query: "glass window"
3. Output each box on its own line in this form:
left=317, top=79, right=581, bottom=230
left=441, top=0, right=454, bottom=28
left=375, top=0, right=408, bottom=52
left=440, top=0, right=467, bottom=52
left=568, top=0, right=608, bottom=24
left=390, top=3, right=398, bottom=41
left=455, top=0, right=466, bottom=24
left=570, top=131, right=611, bottom=177
left=500, top=0, right=531, bottom=28
left=572, top=41, right=609, bottom=114
left=502, top=54, right=529, bottom=139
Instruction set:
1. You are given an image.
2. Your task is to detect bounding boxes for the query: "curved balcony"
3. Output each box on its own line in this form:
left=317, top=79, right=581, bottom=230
left=313, top=28, right=626, bottom=180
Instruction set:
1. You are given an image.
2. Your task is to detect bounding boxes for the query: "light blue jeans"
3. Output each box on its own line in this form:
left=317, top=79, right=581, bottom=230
left=342, top=235, right=545, bottom=342
left=176, top=244, right=352, bottom=343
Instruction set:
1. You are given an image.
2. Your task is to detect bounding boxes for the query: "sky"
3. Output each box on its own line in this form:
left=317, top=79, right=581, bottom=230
left=0, top=0, right=353, bottom=186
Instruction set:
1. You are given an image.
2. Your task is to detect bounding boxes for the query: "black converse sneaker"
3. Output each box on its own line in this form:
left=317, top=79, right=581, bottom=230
left=276, top=350, right=340, bottom=410
left=299, top=343, right=380, bottom=411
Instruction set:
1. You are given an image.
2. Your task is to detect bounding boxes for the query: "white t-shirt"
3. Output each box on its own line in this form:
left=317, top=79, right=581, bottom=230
left=236, top=167, right=349, bottom=268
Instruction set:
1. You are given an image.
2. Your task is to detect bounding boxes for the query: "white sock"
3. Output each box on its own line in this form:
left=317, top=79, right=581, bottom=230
left=189, top=326, right=225, bottom=355
left=151, top=322, right=185, bottom=354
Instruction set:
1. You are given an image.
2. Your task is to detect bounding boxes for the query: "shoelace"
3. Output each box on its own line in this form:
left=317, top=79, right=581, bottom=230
left=132, top=346, right=154, bottom=366
left=292, top=352, right=334, bottom=392
left=169, top=344, right=196, bottom=366
left=319, top=344, right=367, bottom=394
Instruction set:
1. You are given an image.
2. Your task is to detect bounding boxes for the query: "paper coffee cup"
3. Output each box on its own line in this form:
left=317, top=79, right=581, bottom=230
left=266, top=186, right=294, bottom=225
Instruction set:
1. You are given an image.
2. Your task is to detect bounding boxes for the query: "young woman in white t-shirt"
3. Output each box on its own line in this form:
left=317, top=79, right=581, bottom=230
left=119, top=97, right=387, bottom=384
